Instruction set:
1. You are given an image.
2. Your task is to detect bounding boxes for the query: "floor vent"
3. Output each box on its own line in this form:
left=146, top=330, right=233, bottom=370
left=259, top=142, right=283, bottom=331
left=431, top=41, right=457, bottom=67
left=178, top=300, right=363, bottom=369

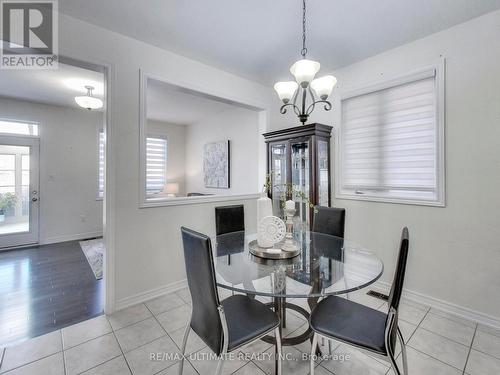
left=367, top=290, right=389, bottom=301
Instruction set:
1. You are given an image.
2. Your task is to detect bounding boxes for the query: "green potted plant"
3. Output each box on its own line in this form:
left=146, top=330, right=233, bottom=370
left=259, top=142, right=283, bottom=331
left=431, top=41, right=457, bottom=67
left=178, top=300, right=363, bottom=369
left=262, top=173, right=317, bottom=216
left=0, top=193, right=18, bottom=222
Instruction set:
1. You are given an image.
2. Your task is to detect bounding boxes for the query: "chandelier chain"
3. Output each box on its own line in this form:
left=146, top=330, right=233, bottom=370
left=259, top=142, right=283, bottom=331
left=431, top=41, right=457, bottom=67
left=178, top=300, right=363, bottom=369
left=301, top=0, right=307, bottom=57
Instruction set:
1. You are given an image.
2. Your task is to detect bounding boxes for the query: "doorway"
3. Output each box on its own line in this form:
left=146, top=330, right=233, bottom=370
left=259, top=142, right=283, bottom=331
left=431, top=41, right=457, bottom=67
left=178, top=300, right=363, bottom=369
left=0, top=57, right=109, bottom=347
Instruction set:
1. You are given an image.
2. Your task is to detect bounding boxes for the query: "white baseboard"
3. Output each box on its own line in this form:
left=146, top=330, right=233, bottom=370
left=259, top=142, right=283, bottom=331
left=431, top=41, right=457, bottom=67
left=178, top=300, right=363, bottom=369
left=40, top=231, right=103, bottom=245
left=115, top=279, right=188, bottom=311
left=373, top=281, right=500, bottom=330
left=114, top=278, right=500, bottom=330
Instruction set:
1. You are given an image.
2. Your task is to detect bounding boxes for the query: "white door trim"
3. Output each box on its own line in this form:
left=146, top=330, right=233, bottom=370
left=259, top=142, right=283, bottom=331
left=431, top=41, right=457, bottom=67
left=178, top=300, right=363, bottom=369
left=58, top=53, right=117, bottom=315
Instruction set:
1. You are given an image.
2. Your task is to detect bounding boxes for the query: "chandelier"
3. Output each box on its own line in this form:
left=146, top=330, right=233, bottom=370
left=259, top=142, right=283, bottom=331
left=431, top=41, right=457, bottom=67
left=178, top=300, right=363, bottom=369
left=75, top=85, right=103, bottom=110
left=274, top=0, right=337, bottom=125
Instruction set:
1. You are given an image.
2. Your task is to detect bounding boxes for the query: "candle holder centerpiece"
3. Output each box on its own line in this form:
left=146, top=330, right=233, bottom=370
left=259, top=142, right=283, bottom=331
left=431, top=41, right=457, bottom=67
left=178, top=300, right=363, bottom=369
left=281, top=200, right=300, bottom=252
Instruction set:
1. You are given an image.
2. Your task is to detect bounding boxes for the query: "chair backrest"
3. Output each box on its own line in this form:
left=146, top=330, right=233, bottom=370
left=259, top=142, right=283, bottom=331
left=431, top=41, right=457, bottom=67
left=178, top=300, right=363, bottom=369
left=216, top=231, right=245, bottom=257
left=386, top=227, right=410, bottom=350
left=215, top=205, right=245, bottom=235
left=180, top=227, right=223, bottom=354
left=388, top=227, right=409, bottom=311
left=312, top=206, right=346, bottom=238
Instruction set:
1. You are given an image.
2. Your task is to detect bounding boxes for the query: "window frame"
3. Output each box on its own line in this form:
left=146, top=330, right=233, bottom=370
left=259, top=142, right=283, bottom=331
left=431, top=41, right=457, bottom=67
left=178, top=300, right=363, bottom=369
left=0, top=118, right=40, bottom=137
left=335, top=60, right=446, bottom=207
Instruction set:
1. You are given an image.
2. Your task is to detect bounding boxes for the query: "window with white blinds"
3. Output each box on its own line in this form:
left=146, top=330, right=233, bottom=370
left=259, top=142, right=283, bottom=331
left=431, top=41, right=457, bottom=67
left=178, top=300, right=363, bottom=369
left=338, top=68, right=444, bottom=205
left=146, top=136, right=168, bottom=196
left=98, top=131, right=105, bottom=198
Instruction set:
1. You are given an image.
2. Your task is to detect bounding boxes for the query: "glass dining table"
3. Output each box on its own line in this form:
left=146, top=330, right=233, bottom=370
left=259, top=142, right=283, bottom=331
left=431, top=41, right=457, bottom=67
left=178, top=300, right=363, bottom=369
left=213, top=230, right=384, bottom=348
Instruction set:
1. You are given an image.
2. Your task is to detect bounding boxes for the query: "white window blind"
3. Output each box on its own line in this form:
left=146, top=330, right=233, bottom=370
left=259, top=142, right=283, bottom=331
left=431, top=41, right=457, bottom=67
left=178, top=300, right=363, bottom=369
left=339, top=70, right=443, bottom=204
left=146, top=136, right=167, bottom=196
left=98, top=131, right=105, bottom=198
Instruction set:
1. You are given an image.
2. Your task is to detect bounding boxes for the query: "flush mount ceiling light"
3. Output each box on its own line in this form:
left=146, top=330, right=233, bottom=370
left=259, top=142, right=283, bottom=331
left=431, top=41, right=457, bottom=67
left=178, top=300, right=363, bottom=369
left=274, top=0, right=337, bottom=125
left=74, top=86, right=103, bottom=110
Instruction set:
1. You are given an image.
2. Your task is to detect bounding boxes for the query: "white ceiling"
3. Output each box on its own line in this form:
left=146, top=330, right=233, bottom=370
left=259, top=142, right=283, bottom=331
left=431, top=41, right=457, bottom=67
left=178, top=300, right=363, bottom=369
left=147, top=78, right=238, bottom=125
left=59, top=0, right=500, bottom=84
left=0, top=63, right=104, bottom=109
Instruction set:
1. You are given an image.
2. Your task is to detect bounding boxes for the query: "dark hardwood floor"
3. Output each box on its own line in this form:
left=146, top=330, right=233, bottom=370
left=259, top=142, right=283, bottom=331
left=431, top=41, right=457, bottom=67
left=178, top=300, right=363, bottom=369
left=0, top=240, right=103, bottom=347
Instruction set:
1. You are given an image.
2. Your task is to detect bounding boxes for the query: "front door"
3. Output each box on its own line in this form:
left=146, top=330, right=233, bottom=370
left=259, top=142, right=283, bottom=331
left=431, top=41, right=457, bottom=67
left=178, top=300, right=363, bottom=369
left=0, top=136, right=39, bottom=248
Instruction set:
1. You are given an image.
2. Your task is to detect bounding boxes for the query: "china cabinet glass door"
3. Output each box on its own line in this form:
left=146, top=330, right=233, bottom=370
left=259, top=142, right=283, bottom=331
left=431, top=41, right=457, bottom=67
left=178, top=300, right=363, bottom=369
left=317, top=139, right=330, bottom=206
left=291, top=140, right=310, bottom=227
left=270, top=142, right=287, bottom=216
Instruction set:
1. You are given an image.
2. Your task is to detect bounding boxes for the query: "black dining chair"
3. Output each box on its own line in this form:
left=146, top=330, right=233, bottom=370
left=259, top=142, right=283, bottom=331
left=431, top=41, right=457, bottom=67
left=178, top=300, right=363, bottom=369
left=312, top=206, right=346, bottom=238
left=179, top=227, right=282, bottom=375
left=215, top=205, right=245, bottom=235
left=312, top=206, right=348, bottom=309
left=309, top=227, right=410, bottom=375
left=215, top=205, right=257, bottom=296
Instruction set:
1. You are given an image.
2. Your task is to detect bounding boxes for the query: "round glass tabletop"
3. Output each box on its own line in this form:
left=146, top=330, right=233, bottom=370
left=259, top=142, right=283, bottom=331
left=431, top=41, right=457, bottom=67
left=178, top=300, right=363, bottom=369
left=213, top=231, right=384, bottom=298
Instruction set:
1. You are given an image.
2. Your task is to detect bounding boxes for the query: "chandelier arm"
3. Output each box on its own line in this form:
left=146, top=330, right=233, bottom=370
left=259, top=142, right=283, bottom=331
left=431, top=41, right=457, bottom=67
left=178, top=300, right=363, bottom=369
left=291, top=89, right=301, bottom=116
left=300, top=88, right=307, bottom=116
left=305, top=101, right=315, bottom=116
left=280, top=102, right=301, bottom=115
left=285, top=88, right=300, bottom=116
left=305, top=99, right=332, bottom=115
left=292, top=86, right=299, bottom=106
left=305, top=86, right=316, bottom=115
left=293, top=104, right=301, bottom=116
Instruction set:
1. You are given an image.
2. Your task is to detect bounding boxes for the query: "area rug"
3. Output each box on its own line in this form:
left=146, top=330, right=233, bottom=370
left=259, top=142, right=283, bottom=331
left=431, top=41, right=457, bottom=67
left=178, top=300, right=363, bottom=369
left=79, top=238, right=104, bottom=280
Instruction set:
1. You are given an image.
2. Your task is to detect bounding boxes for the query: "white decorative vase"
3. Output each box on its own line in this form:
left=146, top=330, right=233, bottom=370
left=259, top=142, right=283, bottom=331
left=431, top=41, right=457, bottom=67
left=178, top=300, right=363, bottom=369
left=257, top=216, right=286, bottom=248
left=257, top=193, right=272, bottom=228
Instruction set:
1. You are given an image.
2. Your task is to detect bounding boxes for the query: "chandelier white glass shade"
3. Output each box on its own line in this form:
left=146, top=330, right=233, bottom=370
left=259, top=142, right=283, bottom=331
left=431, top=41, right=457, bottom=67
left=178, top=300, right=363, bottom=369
left=274, top=0, right=337, bottom=124
left=310, top=75, right=337, bottom=100
left=75, top=86, right=103, bottom=110
left=273, top=81, right=299, bottom=103
left=289, top=59, right=320, bottom=87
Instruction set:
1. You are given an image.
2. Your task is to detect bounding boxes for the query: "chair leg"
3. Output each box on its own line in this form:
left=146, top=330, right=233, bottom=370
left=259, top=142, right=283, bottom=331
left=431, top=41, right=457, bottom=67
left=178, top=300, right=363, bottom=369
left=310, top=332, right=318, bottom=375
left=398, top=328, right=408, bottom=375
left=275, top=327, right=282, bottom=375
left=178, top=324, right=191, bottom=375
left=215, top=357, right=225, bottom=375
left=387, top=345, right=402, bottom=375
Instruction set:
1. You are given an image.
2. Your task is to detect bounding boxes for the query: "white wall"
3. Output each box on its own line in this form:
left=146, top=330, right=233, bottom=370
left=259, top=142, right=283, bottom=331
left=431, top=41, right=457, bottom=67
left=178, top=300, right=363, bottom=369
left=0, top=97, right=103, bottom=243
left=185, top=106, right=260, bottom=195
left=270, top=10, right=500, bottom=321
left=147, top=120, right=187, bottom=196
left=57, top=13, right=271, bottom=308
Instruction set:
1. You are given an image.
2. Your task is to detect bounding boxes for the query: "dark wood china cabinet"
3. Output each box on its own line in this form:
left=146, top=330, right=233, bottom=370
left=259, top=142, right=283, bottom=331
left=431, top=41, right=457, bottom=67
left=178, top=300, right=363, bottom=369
left=263, top=123, right=333, bottom=226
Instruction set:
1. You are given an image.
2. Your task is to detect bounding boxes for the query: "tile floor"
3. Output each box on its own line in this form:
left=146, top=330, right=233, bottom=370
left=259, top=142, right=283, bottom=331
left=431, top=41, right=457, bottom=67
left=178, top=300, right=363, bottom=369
left=1, top=288, right=499, bottom=375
